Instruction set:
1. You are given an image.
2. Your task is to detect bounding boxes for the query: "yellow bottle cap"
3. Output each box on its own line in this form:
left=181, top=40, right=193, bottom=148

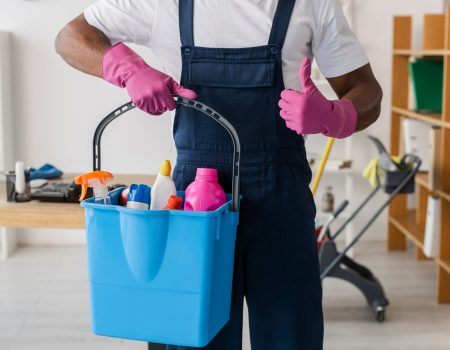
left=160, top=160, right=171, bottom=177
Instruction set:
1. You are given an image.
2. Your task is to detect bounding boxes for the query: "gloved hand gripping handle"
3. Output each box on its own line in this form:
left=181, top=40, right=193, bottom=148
left=92, top=97, right=241, bottom=212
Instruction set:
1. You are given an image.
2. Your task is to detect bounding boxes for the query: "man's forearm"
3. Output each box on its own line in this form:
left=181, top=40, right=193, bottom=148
left=342, top=82, right=382, bottom=131
left=55, top=14, right=111, bottom=78
left=328, top=64, right=383, bottom=132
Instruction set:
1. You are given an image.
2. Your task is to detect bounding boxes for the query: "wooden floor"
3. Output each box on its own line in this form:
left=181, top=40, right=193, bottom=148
left=0, top=242, right=449, bottom=350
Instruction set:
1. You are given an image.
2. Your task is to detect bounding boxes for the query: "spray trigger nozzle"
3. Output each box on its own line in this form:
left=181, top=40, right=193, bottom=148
left=74, top=171, right=114, bottom=201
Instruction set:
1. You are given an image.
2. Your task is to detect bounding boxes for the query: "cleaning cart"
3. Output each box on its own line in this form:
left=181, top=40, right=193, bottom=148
left=80, top=97, right=241, bottom=347
left=314, top=136, right=422, bottom=322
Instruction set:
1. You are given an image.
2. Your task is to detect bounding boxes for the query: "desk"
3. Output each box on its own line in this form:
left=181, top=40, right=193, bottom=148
left=0, top=173, right=167, bottom=350
left=0, top=173, right=156, bottom=257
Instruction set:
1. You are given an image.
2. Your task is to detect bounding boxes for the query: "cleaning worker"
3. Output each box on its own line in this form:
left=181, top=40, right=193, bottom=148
left=55, top=1, right=382, bottom=349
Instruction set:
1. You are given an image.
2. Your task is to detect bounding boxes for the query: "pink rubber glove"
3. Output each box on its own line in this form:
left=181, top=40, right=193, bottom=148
left=278, top=57, right=358, bottom=139
left=102, top=43, right=197, bottom=115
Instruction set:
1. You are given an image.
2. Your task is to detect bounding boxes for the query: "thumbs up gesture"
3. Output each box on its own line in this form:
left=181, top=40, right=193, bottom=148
left=278, top=57, right=358, bottom=139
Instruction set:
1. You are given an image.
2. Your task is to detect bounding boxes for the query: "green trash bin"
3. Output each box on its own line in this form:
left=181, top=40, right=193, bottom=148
left=409, top=58, right=443, bottom=112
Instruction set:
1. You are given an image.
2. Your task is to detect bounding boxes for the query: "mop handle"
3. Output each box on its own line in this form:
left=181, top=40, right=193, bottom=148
left=311, top=138, right=335, bottom=196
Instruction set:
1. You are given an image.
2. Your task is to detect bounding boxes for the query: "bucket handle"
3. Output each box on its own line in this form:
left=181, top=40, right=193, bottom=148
left=92, top=96, right=241, bottom=212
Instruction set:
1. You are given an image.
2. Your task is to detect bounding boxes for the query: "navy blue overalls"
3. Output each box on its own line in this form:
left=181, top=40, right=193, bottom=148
left=170, top=0, right=324, bottom=348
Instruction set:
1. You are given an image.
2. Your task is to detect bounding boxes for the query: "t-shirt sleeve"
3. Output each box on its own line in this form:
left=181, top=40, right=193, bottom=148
left=84, top=0, right=156, bottom=47
left=312, top=0, right=369, bottom=78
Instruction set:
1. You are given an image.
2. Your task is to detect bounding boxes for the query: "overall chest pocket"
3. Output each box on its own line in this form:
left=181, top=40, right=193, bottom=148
left=187, top=59, right=278, bottom=146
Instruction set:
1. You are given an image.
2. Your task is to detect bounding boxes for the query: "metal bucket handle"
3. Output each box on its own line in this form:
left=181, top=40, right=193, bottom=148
left=92, top=96, right=241, bottom=212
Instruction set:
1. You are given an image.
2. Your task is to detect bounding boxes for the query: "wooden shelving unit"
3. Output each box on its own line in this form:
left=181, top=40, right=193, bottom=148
left=389, top=210, right=423, bottom=249
left=393, top=49, right=450, bottom=57
left=439, top=259, right=450, bottom=275
left=391, top=106, right=445, bottom=127
left=389, top=10, right=450, bottom=303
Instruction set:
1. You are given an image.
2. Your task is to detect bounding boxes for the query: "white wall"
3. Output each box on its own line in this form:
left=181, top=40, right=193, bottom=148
left=0, top=32, right=14, bottom=171
left=0, top=0, right=175, bottom=245
left=0, top=0, right=443, bottom=245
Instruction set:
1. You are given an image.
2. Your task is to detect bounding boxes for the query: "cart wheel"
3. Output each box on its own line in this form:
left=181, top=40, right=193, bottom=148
left=373, top=306, right=385, bottom=323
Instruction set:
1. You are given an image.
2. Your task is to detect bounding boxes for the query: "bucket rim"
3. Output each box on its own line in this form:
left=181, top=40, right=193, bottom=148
left=80, top=188, right=238, bottom=218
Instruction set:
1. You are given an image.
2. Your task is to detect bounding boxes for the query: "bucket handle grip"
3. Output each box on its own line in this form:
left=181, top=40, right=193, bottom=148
left=92, top=96, right=241, bottom=212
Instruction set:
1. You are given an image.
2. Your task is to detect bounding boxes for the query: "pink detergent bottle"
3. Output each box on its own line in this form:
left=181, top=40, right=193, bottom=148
left=184, top=168, right=226, bottom=211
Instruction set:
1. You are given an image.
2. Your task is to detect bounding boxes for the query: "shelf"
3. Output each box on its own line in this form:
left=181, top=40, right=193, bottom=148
left=393, top=49, right=449, bottom=56
left=437, top=190, right=450, bottom=202
left=392, top=106, right=448, bottom=128
left=311, top=168, right=354, bottom=175
left=438, top=259, right=450, bottom=275
left=389, top=210, right=424, bottom=249
left=415, top=173, right=450, bottom=202
left=415, top=173, right=439, bottom=195
left=390, top=11, right=450, bottom=304
left=415, top=172, right=429, bottom=189
left=437, top=189, right=450, bottom=203
left=390, top=212, right=450, bottom=274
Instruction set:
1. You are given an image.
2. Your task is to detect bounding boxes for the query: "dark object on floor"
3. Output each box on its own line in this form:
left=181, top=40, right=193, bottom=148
left=318, top=136, right=422, bottom=322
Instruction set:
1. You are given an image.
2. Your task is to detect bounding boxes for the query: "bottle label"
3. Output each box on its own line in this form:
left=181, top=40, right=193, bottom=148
left=127, top=201, right=150, bottom=210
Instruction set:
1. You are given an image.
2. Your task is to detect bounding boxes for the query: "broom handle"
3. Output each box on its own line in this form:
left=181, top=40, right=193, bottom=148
left=311, top=138, right=335, bottom=196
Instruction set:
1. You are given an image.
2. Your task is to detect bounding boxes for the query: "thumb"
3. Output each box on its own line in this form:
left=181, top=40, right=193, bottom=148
left=168, top=79, right=197, bottom=100
left=299, top=57, right=315, bottom=93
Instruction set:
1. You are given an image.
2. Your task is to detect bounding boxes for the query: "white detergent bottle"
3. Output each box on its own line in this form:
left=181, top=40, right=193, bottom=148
left=150, top=160, right=176, bottom=210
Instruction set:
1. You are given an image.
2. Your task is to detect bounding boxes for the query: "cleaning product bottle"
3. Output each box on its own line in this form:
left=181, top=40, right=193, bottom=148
left=15, top=161, right=26, bottom=196
left=163, top=195, right=183, bottom=210
left=14, top=161, right=31, bottom=202
left=184, top=168, right=226, bottom=211
left=75, top=171, right=114, bottom=204
left=321, top=186, right=335, bottom=213
left=119, top=187, right=130, bottom=206
left=150, top=160, right=177, bottom=210
left=127, top=184, right=151, bottom=209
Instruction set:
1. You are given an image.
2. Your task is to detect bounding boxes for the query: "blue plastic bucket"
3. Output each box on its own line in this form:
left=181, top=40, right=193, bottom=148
left=81, top=98, right=242, bottom=347
left=81, top=189, right=238, bottom=347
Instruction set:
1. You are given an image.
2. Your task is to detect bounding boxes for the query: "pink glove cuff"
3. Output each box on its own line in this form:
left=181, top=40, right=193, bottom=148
left=323, top=99, right=358, bottom=139
left=102, top=42, right=149, bottom=88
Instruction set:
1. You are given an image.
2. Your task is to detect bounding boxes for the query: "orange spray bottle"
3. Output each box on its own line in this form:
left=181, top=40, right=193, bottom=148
left=75, top=171, right=114, bottom=204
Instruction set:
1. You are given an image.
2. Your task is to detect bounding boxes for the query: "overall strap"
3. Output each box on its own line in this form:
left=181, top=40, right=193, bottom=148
left=179, top=0, right=195, bottom=46
left=268, top=0, right=297, bottom=49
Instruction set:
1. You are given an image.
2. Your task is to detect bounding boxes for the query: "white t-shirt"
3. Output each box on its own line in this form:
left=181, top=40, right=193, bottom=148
left=84, top=0, right=369, bottom=90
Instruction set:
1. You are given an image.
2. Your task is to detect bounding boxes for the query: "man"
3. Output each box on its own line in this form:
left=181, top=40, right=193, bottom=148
left=56, top=1, right=382, bottom=349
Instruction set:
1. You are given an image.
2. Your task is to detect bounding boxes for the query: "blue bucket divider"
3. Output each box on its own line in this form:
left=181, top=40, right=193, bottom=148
left=120, top=209, right=169, bottom=283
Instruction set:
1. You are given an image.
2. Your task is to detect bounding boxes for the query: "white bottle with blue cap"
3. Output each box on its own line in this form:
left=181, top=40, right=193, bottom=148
left=126, top=184, right=151, bottom=210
